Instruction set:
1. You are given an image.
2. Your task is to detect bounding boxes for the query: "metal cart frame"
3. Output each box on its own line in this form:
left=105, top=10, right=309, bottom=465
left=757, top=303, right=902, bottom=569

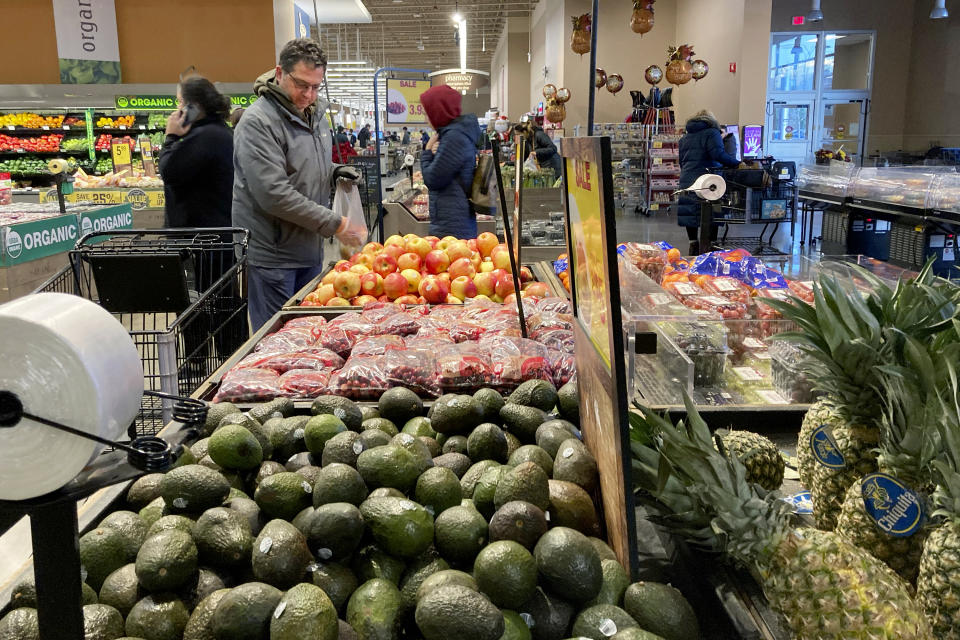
left=34, top=227, right=249, bottom=433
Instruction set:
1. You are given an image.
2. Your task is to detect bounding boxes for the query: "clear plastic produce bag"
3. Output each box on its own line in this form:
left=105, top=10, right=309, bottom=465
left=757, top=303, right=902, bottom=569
left=333, top=184, right=368, bottom=250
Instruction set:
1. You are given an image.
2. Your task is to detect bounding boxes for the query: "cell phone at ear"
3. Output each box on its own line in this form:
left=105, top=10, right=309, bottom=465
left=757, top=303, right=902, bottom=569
left=180, top=104, right=198, bottom=127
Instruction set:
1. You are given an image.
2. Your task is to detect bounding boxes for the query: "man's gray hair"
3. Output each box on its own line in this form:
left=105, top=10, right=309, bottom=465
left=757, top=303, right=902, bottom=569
left=279, top=38, right=327, bottom=73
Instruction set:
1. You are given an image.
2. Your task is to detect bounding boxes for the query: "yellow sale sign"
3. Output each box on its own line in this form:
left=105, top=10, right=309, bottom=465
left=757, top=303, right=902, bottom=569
left=386, top=78, right=431, bottom=125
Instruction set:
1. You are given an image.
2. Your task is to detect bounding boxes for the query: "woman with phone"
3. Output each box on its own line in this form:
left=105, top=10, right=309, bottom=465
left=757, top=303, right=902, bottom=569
left=159, top=76, right=233, bottom=228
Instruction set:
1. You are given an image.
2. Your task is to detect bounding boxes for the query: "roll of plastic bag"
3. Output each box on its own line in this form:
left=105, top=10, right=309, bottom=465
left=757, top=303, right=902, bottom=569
left=0, top=293, right=143, bottom=500
left=690, top=173, right=727, bottom=200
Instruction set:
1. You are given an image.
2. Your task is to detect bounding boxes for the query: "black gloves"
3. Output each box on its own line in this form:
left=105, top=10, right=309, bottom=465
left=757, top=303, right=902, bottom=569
left=333, top=165, right=361, bottom=183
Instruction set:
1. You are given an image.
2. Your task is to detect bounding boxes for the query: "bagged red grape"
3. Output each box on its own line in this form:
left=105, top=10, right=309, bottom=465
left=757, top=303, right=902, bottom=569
left=235, top=349, right=344, bottom=373
left=547, top=349, right=577, bottom=387
left=326, top=355, right=390, bottom=400
left=537, top=297, right=572, bottom=314
left=318, top=317, right=375, bottom=357
left=278, top=369, right=330, bottom=398
left=214, top=368, right=283, bottom=402
left=377, top=311, right=421, bottom=336
left=283, top=316, right=327, bottom=332
left=351, top=335, right=406, bottom=357
left=436, top=343, right=492, bottom=391
left=255, top=327, right=316, bottom=353
left=480, top=335, right=550, bottom=360
left=536, top=328, right=575, bottom=353
left=449, top=321, right=488, bottom=343
left=405, top=335, right=455, bottom=352
left=384, top=350, right=441, bottom=398
left=361, top=301, right=404, bottom=323
left=526, top=312, right=574, bottom=336
left=489, top=355, right=552, bottom=392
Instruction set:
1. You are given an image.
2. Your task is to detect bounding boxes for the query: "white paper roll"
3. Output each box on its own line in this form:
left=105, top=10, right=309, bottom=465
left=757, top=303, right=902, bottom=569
left=690, top=173, right=727, bottom=201
left=0, top=293, right=143, bottom=500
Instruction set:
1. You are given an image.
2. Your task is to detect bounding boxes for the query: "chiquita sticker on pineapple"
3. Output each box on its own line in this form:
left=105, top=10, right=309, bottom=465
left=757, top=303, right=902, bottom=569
left=782, top=491, right=813, bottom=515
left=810, top=424, right=845, bottom=469
left=860, top=473, right=924, bottom=537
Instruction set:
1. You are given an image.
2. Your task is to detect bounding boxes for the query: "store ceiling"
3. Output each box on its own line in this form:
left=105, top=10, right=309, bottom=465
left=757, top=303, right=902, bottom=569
left=300, top=0, right=539, bottom=105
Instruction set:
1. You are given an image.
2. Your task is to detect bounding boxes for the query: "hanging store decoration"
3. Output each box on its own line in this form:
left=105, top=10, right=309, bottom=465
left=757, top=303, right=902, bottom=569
left=545, top=87, right=571, bottom=124
left=542, top=84, right=558, bottom=100
left=644, top=65, right=663, bottom=85
left=665, top=44, right=696, bottom=85
left=570, top=14, right=592, bottom=55
left=631, top=0, right=655, bottom=35
left=595, top=68, right=607, bottom=89
left=691, top=59, right=709, bottom=81
left=605, top=74, right=624, bottom=95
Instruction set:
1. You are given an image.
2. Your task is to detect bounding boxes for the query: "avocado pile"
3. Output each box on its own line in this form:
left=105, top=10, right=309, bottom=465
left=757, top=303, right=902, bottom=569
left=0, top=380, right=700, bottom=640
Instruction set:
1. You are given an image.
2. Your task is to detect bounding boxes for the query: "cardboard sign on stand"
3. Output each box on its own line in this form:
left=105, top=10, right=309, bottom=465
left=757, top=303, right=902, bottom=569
left=137, top=135, right=157, bottom=177
left=560, top=135, right=636, bottom=575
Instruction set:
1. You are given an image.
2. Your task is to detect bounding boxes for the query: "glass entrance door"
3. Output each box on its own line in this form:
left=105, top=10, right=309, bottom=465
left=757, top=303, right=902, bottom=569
left=819, top=99, right=866, bottom=162
left=767, top=100, right=814, bottom=165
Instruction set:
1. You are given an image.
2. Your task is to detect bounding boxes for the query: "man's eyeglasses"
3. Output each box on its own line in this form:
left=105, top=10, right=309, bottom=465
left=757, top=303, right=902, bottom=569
left=287, top=73, right=325, bottom=94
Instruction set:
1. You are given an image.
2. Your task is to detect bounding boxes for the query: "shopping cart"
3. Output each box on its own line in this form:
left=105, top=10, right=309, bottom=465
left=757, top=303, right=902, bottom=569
left=34, top=228, right=249, bottom=435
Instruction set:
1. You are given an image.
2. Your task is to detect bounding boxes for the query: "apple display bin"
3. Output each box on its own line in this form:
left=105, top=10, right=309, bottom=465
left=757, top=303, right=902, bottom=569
left=281, top=261, right=565, bottom=310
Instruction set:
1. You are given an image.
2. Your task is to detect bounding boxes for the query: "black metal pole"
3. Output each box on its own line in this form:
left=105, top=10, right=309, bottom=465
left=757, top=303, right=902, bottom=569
left=587, top=0, right=599, bottom=135
left=698, top=200, right=712, bottom=255
left=490, top=137, right=527, bottom=338
left=31, top=501, right=84, bottom=640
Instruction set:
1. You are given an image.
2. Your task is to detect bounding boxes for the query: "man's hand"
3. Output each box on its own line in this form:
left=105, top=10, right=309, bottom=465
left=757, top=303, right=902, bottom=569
left=333, top=165, right=361, bottom=184
left=426, top=133, right=439, bottom=153
left=166, top=109, right=191, bottom=137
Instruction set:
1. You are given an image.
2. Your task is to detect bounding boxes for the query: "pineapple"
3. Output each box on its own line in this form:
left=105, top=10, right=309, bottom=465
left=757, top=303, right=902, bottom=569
left=797, top=397, right=841, bottom=488
left=717, top=429, right=784, bottom=491
left=766, top=261, right=958, bottom=530
left=916, top=350, right=960, bottom=637
left=835, top=335, right=945, bottom=584
left=631, top=397, right=933, bottom=639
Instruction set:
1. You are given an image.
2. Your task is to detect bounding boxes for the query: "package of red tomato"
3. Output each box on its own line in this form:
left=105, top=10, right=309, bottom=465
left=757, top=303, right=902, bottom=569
left=787, top=279, right=816, bottom=304
left=214, top=368, right=284, bottom=402
left=436, top=343, right=492, bottom=391
left=278, top=369, right=330, bottom=398
left=753, top=288, right=799, bottom=337
left=620, top=242, right=668, bottom=283
left=663, top=280, right=705, bottom=304
left=700, top=276, right=751, bottom=305
left=383, top=350, right=441, bottom=398
left=351, top=335, right=406, bottom=357
left=326, top=355, right=391, bottom=400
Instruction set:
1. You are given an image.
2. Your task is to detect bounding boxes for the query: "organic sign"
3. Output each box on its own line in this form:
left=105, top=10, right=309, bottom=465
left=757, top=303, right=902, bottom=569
left=385, top=79, right=431, bottom=125
left=114, top=94, right=258, bottom=111
left=53, top=0, right=121, bottom=84
left=1, top=215, right=78, bottom=266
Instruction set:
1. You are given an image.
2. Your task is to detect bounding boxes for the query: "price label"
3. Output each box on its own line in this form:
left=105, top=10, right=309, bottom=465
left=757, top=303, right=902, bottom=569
left=42, top=125, right=49, bottom=130
left=139, top=125, right=146, bottom=130
left=118, top=125, right=127, bottom=130
left=653, top=158, right=663, bottom=165
left=653, top=141, right=663, bottom=149
left=63, top=125, right=70, bottom=130
left=649, top=203, right=659, bottom=211
left=5, top=125, right=13, bottom=130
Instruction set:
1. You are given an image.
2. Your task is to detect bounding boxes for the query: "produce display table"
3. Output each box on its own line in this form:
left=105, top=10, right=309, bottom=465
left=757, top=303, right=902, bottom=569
left=0, top=202, right=133, bottom=301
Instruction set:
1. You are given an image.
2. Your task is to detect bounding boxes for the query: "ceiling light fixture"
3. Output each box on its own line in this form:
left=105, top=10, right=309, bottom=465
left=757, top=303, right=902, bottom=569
left=806, top=0, right=824, bottom=22
left=931, top=0, right=949, bottom=18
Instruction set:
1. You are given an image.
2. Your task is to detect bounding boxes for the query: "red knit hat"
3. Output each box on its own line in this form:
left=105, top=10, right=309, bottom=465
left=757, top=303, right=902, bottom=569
left=421, top=85, right=462, bottom=128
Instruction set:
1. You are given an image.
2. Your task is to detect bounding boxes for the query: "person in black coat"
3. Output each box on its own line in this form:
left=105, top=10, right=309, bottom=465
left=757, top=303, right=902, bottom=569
left=158, top=76, right=239, bottom=368
left=515, top=121, right=562, bottom=180
left=677, top=110, right=741, bottom=254
left=158, top=76, right=234, bottom=229
left=358, top=124, right=371, bottom=148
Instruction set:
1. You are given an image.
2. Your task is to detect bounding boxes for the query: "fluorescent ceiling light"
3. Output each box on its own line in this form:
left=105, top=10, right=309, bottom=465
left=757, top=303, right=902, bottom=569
left=295, top=0, right=371, bottom=24
left=459, top=19, right=467, bottom=71
left=328, top=60, right=368, bottom=65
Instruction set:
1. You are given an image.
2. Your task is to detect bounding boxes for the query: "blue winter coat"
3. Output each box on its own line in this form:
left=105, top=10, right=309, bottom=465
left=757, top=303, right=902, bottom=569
left=677, top=117, right=740, bottom=227
left=421, top=113, right=480, bottom=238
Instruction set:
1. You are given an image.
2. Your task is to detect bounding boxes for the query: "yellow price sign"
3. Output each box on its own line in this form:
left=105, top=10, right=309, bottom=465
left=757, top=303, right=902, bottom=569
left=652, top=141, right=663, bottom=149
left=653, top=157, right=663, bottom=165
left=649, top=203, right=660, bottom=211
left=111, top=141, right=133, bottom=174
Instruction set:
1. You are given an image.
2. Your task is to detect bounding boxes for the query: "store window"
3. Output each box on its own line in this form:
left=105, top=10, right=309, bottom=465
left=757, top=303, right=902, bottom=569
left=822, top=33, right=873, bottom=91
left=769, top=34, right=819, bottom=92
left=771, top=104, right=810, bottom=142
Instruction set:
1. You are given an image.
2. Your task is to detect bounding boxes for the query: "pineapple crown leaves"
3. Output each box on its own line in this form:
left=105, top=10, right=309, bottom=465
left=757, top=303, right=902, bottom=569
left=930, top=355, right=960, bottom=519
left=629, top=395, right=793, bottom=570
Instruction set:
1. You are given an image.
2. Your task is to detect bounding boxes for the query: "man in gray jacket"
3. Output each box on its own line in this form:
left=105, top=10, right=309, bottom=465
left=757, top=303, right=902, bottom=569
left=233, top=38, right=363, bottom=329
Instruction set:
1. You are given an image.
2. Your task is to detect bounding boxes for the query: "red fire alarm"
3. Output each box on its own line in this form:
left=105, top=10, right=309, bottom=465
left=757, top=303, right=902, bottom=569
left=729, top=62, right=737, bottom=73
left=792, top=15, right=805, bottom=25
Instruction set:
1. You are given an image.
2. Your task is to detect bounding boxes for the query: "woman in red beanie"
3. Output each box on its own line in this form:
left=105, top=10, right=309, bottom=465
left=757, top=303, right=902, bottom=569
left=419, top=85, right=481, bottom=238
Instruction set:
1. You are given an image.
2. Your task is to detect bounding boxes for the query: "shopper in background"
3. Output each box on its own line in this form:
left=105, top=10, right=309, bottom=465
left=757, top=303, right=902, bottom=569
left=228, top=108, right=245, bottom=128
left=159, top=76, right=236, bottom=371
left=420, top=85, right=480, bottom=238
left=336, top=126, right=350, bottom=145
left=233, top=38, right=363, bottom=330
left=420, top=129, right=429, bottom=149
left=401, top=126, right=411, bottom=145
left=677, top=109, right=741, bottom=255
left=159, top=76, right=233, bottom=228
left=349, top=128, right=357, bottom=147
left=515, top=121, right=561, bottom=181
left=358, top=123, right=371, bottom=148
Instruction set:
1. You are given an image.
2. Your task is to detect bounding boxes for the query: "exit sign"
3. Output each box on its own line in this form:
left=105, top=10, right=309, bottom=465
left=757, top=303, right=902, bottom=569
left=792, top=15, right=805, bottom=25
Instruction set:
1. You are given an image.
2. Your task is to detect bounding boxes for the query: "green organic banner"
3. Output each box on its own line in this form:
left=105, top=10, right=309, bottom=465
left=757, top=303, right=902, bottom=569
left=77, top=204, right=134, bottom=240
left=115, top=95, right=177, bottom=110
left=1, top=214, right=79, bottom=266
left=229, top=94, right=259, bottom=108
